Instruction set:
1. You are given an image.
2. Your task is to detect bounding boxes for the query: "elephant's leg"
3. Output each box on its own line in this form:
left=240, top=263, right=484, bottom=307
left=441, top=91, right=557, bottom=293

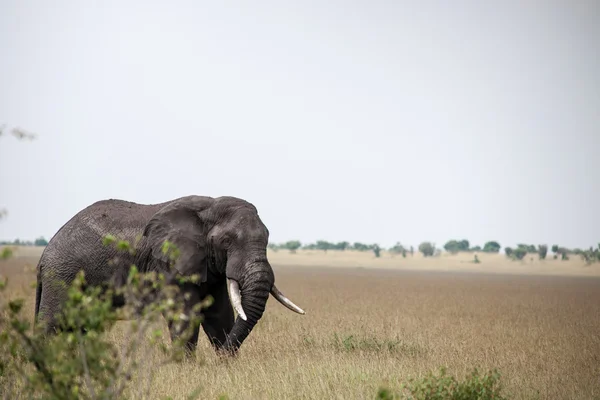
left=166, top=282, right=202, bottom=357
left=201, top=280, right=235, bottom=352
left=37, top=276, right=72, bottom=335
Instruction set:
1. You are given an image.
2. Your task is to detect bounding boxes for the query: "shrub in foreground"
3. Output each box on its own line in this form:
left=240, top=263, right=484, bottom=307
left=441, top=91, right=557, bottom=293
left=377, top=366, right=507, bottom=400
left=0, top=237, right=208, bottom=400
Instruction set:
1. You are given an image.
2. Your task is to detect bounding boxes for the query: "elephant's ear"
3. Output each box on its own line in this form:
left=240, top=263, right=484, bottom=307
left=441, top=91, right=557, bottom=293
left=142, top=197, right=213, bottom=283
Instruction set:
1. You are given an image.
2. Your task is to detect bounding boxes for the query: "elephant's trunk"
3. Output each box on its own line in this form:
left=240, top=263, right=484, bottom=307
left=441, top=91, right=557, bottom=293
left=224, top=265, right=273, bottom=352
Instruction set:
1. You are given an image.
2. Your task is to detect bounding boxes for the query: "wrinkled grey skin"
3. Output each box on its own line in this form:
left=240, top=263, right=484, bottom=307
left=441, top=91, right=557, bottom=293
left=34, top=195, right=299, bottom=355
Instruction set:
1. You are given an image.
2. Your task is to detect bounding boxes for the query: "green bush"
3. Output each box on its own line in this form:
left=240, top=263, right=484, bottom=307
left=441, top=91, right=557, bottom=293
left=283, top=240, right=302, bottom=254
left=538, top=245, right=548, bottom=260
left=581, top=245, right=600, bottom=265
left=373, top=244, right=381, bottom=258
left=334, top=241, right=350, bottom=251
left=0, top=247, right=13, bottom=260
left=389, top=242, right=406, bottom=255
left=444, top=240, right=460, bottom=254
left=512, top=247, right=527, bottom=261
left=482, top=241, right=501, bottom=253
left=443, top=240, right=470, bottom=254
left=418, top=242, right=435, bottom=257
left=389, top=243, right=408, bottom=258
left=377, top=366, right=507, bottom=400
left=0, top=236, right=207, bottom=399
left=34, top=237, right=48, bottom=246
left=551, top=245, right=571, bottom=261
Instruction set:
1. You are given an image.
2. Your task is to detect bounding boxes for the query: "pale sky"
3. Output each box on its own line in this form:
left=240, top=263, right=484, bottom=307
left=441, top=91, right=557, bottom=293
left=1, top=1, right=599, bottom=250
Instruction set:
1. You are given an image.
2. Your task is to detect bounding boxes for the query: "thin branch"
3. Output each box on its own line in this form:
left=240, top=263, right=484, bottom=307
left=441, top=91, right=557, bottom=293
left=12, top=325, right=63, bottom=399
left=106, top=284, right=152, bottom=398
left=113, top=314, right=153, bottom=398
left=77, top=331, right=97, bottom=400
left=10, top=127, right=37, bottom=141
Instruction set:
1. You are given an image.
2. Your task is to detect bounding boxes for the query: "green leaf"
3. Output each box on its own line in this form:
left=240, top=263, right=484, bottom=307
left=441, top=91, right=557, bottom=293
left=102, top=234, right=117, bottom=246
left=8, top=299, right=24, bottom=314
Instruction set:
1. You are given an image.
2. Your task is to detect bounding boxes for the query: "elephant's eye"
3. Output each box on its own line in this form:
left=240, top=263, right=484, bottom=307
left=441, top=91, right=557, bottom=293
left=221, top=237, right=232, bottom=247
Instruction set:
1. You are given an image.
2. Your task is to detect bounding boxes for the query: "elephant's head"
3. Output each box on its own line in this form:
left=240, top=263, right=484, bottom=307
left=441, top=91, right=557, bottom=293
left=141, top=195, right=305, bottom=352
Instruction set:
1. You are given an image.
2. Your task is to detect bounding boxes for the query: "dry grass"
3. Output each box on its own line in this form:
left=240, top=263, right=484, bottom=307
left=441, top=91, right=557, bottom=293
left=2, top=246, right=600, bottom=399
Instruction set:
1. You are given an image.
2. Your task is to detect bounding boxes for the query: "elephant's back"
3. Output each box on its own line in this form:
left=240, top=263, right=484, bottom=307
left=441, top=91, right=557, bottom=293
left=77, top=198, right=171, bottom=240
left=38, top=198, right=175, bottom=282
left=51, top=199, right=170, bottom=244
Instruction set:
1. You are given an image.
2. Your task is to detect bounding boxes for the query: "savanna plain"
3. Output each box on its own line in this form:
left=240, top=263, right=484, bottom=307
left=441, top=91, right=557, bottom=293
left=2, top=247, right=600, bottom=399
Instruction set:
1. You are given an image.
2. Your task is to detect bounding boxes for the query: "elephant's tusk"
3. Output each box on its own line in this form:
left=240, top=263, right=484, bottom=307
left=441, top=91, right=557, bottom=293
left=227, top=279, right=247, bottom=321
left=270, top=284, right=306, bottom=315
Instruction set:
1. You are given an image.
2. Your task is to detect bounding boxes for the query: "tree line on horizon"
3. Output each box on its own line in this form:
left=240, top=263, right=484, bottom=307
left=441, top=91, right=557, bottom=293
left=2, top=236, right=599, bottom=264
left=268, top=239, right=600, bottom=265
left=0, top=237, right=48, bottom=247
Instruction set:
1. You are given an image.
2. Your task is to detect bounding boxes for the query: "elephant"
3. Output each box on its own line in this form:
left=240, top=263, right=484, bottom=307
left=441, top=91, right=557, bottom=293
left=34, top=195, right=305, bottom=355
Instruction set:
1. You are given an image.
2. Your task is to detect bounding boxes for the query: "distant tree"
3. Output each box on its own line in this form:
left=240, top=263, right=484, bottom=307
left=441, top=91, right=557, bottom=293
left=538, top=245, right=548, bottom=260
left=587, top=244, right=600, bottom=264
left=513, top=247, right=527, bottom=260
left=372, top=244, right=381, bottom=258
left=443, top=240, right=460, bottom=254
left=316, top=240, right=332, bottom=252
left=418, top=242, right=435, bottom=257
left=34, top=237, right=48, bottom=246
left=551, top=244, right=559, bottom=255
left=389, top=242, right=406, bottom=255
left=443, top=239, right=470, bottom=254
left=458, top=239, right=470, bottom=252
left=283, top=240, right=302, bottom=254
left=352, top=242, right=371, bottom=252
left=553, top=246, right=571, bottom=260
left=409, top=246, right=414, bottom=256
left=504, top=247, right=513, bottom=258
left=334, top=241, right=349, bottom=251
left=580, top=246, right=599, bottom=265
left=470, top=245, right=482, bottom=252
left=483, top=241, right=501, bottom=253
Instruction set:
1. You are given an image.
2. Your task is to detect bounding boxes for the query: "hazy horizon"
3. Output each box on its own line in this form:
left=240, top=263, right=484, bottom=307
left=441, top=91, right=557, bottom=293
left=1, top=1, right=599, bottom=250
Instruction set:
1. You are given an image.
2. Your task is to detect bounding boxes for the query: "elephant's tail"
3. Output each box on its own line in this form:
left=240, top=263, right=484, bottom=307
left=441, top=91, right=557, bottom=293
left=34, top=263, right=42, bottom=326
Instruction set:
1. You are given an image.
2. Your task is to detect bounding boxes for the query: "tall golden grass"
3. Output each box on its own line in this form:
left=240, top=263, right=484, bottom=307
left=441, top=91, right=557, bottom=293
left=2, top=247, right=599, bottom=399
